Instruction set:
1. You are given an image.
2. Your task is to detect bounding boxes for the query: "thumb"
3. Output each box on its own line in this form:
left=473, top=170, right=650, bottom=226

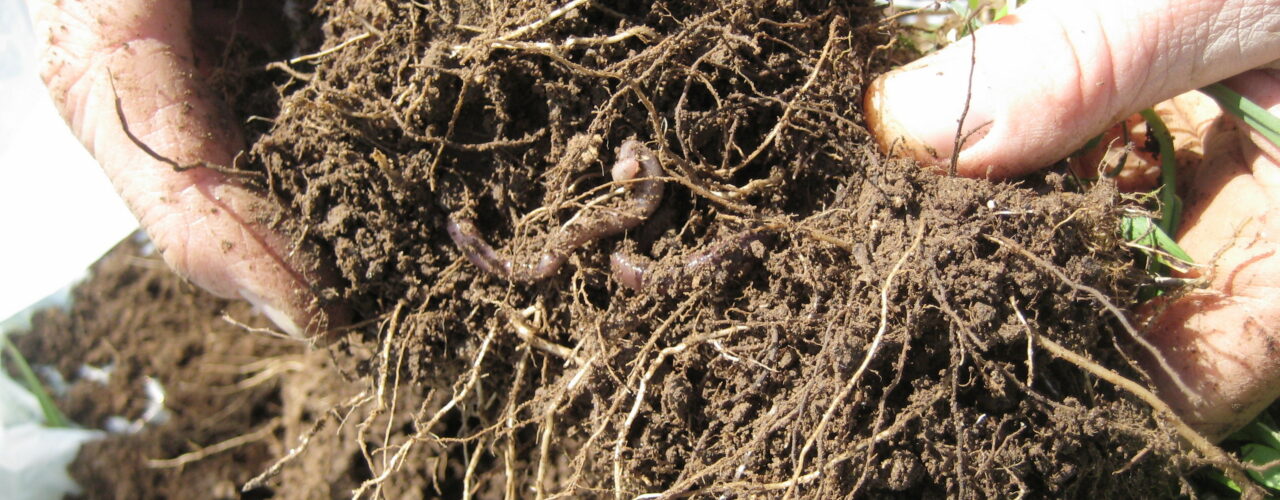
left=865, top=0, right=1280, bottom=179
left=30, top=0, right=347, bottom=338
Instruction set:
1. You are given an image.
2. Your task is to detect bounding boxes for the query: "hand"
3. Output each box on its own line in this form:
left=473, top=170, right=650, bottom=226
left=865, top=0, right=1280, bottom=440
left=28, top=0, right=346, bottom=338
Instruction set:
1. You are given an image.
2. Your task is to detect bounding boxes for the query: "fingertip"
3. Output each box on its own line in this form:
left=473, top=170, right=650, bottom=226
left=865, top=0, right=1280, bottom=181
left=238, top=276, right=350, bottom=343
left=864, top=54, right=982, bottom=175
left=238, top=287, right=304, bottom=337
left=862, top=36, right=1035, bottom=180
left=865, top=71, right=941, bottom=171
left=34, top=0, right=354, bottom=345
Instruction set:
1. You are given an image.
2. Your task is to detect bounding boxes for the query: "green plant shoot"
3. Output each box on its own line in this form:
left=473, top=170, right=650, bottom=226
left=1201, top=83, right=1280, bottom=149
left=1139, top=108, right=1182, bottom=236
left=1228, top=412, right=1280, bottom=491
left=3, top=336, right=70, bottom=428
left=1120, top=215, right=1194, bottom=272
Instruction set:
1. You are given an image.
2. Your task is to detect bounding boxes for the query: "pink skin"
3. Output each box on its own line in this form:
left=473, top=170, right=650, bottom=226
left=28, top=0, right=346, bottom=338
left=447, top=140, right=665, bottom=282
left=865, top=0, right=1280, bottom=440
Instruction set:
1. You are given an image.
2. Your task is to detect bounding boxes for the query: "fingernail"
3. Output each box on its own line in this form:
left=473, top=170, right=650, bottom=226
left=238, top=288, right=303, bottom=338
left=866, top=47, right=995, bottom=168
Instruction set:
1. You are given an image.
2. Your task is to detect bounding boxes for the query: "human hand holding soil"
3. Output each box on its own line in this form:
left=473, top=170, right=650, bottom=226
left=24, top=0, right=1277, bottom=444
left=865, top=0, right=1280, bottom=440
left=28, top=0, right=344, bottom=338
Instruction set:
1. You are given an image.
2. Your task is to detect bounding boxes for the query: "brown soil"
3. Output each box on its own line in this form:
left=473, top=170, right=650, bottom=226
left=12, top=236, right=377, bottom=499
left=10, top=0, right=1227, bottom=498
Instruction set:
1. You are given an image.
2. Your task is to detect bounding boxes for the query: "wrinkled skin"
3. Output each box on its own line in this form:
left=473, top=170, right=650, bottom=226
left=865, top=0, right=1280, bottom=440
left=27, top=0, right=345, bottom=338
left=30, top=0, right=1280, bottom=439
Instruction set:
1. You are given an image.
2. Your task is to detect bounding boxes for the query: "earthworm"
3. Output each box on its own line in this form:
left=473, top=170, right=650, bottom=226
left=447, top=140, right=665, bottom=282
left=610, top=229, right=771, bottom=292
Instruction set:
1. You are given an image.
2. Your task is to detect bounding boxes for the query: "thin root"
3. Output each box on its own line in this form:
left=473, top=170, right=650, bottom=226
left=984, top=234, right=1203, bottom=407
left=1035, top=335, right=1261, bottom=498
left=783, top=217, right=925, bottom=498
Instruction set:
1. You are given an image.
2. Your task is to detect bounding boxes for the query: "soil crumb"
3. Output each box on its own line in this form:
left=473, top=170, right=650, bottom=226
left=11, top=0, right=1214, bottom=498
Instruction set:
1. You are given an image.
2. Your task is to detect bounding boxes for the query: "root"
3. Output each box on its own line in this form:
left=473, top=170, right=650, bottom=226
left=213, top=355, right=306, bottom=395
left=238, top=1, right=1200, bottom=496
left=221, top=314, right=296, bottom=341
left=984, top=234, right=1203, bottom=407
left=609, top=297, right=713, bottom=498
left=537, top=354, right=596, bottom=499
left=461, top=434, right=487, bottom=500
left=728, top=17, right=840, bottom=177
left=147, top=418, right=281, bottom=469
left=683, top=406, right=923, bottom=496
left=614, top=324, right=749, bottom=498
left=496, top=0, right=591, bottom=43
left=241, top=390, right=368, bottom=492
left=503, top=305, right=580, bottom=363
left=1009, top=297, right=1036, bottom=387
left=109, top=71, right=258, bottom=178
left=948, top=8, right=982, bottom=176
left=354, top=302, right=408, bottom=485
left=287, top=32, right=372, bottom=65
left=850, top=297, right=918, bottom=495
left=1035, top=335, right=1262, bottom=498
left=484, top=26, right=657, bottom=53
left=783, top=217, right=926, bottom=498
left=352, top=324, right=499, bottom=499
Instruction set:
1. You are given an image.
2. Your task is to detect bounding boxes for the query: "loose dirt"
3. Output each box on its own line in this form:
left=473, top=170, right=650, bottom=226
left=10, top=0, right=1229, bottom=498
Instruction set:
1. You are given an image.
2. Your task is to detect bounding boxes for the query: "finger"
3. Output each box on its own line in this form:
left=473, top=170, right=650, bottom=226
left=864, top=0, right=1280, bottom=179
left=29, top=0, right=347, bottom=338
left=1068, top=91, right=1222, bottom=192
left=1140, top=69, right=1280, bottom=440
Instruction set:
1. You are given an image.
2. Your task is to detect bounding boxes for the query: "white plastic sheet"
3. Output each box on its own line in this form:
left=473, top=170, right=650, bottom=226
left=0, top=1, right=128, bottom=496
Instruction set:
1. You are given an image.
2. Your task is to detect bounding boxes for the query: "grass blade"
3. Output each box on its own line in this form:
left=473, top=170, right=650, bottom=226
left=1243, top=444, right=1280, bottom=490
left=1139, top=108, right=1182, bottom=236
left=1121, top=215, right=1194, bottom=267
left=1201, top=83, right=1280, bottom=149
left=3, top=335, right=70, bottom=428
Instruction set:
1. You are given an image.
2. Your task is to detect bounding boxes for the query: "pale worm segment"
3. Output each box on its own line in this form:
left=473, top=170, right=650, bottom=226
left=610, top=229, right=771, bottom=293
left=447, top=140, right=772, bottom=289
left=447, top=140, right=665, bottom=282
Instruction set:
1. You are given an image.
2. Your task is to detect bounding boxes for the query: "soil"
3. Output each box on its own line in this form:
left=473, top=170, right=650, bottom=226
left=8, top=0, right=1227, bottom=498
left=11, top=236, right=375, bottom=499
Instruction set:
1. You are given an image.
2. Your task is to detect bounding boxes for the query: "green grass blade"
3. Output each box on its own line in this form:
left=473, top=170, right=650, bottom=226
left=1139, top=109, right=1182, bottom=235
left=1232, top=414, right=1280, bottom=453
left=1243, top=444, right=1280, bottom=490
left=1121, top=215, right=1195, bottom=272
left=1201, top=83, right=1280, bottom=149
left=1204, top=468, right=1243, bottom=493
left=3, top=336, right=70, bottom=428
